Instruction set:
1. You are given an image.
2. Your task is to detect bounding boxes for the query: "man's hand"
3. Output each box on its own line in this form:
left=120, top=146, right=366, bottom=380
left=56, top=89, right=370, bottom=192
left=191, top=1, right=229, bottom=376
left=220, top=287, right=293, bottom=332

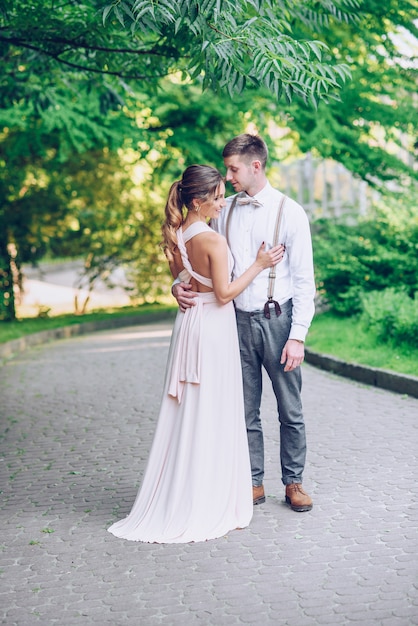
left=172, top=282, right=197, bottom=312
left=280, top=339, right=305, bottom=372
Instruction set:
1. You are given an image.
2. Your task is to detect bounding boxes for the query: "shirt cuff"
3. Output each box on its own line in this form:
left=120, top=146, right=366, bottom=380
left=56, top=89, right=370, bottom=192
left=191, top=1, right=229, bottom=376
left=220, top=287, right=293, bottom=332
left=289, top=324, right=308, bottom=343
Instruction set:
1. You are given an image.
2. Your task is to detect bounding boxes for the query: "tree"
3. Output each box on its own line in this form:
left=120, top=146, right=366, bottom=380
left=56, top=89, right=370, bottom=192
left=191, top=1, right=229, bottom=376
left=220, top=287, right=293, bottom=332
left=4, top=0, right=417, bottom=323
left=0, top=0, right=358, bottom=320
left=1, top=0, right=354, bottom=105
left=283, top=0, right=418, bottom=186
left=22, top=83, right=273, bottom=310
left=103, top=0, right=358, bottom=104
left=312, top=195, right=418, bottom=316
left=0, top=2, right=140, bottom=321
left=0, top=78, right=140, bottom=320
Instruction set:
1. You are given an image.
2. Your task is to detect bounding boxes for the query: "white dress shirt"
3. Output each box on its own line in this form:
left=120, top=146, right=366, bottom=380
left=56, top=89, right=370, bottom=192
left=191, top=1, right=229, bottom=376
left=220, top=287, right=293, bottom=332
left=211, top=181, right=316, bottom=342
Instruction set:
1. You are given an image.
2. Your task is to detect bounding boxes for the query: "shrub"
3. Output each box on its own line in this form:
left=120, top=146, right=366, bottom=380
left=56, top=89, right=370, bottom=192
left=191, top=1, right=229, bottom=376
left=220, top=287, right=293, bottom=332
left=360, top=288, right=418, bottom=347
left=312, top=200, right=418, bottom=316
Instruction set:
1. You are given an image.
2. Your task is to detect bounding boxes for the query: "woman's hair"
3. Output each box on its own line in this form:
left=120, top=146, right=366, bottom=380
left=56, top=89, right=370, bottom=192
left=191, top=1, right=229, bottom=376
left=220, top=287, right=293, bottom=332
left=161, top=164, right=224, bottom=261
left=222, top=133, right=268, bottom=169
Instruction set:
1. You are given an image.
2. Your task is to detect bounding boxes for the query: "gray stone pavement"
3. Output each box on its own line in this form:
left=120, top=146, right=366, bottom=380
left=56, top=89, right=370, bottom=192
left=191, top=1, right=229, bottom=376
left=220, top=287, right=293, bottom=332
left=1, top=321, right=418, bottom=626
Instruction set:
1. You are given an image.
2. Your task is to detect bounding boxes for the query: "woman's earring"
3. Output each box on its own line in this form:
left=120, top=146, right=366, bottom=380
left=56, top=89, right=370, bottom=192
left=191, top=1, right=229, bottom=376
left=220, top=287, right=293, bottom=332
left=194, top=205, right=200, bottom=213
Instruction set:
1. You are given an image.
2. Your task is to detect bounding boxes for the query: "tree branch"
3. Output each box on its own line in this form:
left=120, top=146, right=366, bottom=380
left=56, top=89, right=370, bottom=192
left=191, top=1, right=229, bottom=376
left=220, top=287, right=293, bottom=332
left=0, top=35, right=174, bottom=80
left=0, top=32, right=170, bottom=57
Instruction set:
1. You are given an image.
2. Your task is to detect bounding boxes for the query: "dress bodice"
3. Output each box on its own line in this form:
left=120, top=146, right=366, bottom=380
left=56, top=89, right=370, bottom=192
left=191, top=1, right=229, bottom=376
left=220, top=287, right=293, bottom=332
left=176, top=222, right=213, bottom=288
left=176, top=222, right=233, bottom=288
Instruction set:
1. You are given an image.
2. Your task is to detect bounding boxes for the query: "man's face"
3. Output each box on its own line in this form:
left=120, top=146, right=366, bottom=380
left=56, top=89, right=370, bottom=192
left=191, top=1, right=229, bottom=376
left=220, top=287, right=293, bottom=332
left=224, top=154, right=256, bottom=194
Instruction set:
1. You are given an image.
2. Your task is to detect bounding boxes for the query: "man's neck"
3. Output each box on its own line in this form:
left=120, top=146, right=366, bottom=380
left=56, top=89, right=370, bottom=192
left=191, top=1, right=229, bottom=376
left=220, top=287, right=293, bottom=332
left=245, top=177, right=268, bottom=198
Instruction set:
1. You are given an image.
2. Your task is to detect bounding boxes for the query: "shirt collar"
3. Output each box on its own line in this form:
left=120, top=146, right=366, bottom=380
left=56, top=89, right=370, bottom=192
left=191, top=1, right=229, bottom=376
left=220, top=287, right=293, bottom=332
left=253, top=181, right=273, bottom=206
left=235, top=181, right=273, bottom=208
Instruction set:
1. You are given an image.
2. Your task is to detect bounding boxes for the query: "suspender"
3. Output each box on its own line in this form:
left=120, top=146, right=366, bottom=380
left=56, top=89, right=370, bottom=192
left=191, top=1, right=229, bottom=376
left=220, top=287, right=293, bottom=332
left=265, top=194, right=286, bottom=318
left=225, top=194, right=239, bottom=247
left=225, top=193, right=287, bottom=319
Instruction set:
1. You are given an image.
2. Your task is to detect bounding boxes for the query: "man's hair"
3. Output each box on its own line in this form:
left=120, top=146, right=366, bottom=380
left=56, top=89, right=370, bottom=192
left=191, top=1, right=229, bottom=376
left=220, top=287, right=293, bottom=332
left=222, top=134, right=268, bottom=169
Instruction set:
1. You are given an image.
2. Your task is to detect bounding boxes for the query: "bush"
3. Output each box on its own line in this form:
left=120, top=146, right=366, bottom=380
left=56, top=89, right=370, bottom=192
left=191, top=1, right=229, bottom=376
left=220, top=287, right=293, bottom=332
left=312, top=198, right=418, bottom=316
left=360, top=288, right=418, bottom=347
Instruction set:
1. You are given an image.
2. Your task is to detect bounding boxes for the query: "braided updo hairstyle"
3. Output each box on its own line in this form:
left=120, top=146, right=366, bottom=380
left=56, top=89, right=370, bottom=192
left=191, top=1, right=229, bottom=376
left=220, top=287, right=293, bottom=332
left=161, top=165, right=224, bottom=262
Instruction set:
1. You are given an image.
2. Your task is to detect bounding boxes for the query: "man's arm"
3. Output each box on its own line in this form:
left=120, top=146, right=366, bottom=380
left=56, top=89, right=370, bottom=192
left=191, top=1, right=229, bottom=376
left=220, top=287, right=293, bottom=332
left=281, top=200, right=316, bottom=371
left=287, top=201, right=316, bottom=342
left=172, top=281, right=197, bottom=312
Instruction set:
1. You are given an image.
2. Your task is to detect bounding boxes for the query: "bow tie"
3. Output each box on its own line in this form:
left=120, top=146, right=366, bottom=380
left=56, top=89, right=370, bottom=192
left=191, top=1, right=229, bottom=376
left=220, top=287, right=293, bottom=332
left=236, top=195, right=263, bottom=208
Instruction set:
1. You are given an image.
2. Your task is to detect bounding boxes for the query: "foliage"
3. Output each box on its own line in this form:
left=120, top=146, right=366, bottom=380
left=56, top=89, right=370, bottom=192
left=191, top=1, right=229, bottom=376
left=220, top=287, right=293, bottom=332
left=44, top=148, right=157, bottom=312
left=312, top=197, right=418, bottom=315
left=284, top=0, right=418, bottom=186
left=14, top=82, right=260, bottom=311
left=0, top=0, right=354, bottom=107
left=0, top=132, right=141, bottom=320
left=0, top=0, right=357, bottom=321
left=1, top=0, right=417, bottom=325
left=0, top=5, right=143, bottom=320
left=360, top=288, right=418, bottom=346
left=137, top=80, right=251, bottom=170
left=102, top=0, right=356, bottom=105
left=104, top=0, right=417, bottom=195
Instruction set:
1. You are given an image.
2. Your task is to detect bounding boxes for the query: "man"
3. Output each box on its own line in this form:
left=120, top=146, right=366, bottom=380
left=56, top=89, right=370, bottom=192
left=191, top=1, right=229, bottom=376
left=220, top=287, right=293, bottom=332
left=173, top=134, right=316, bottom=512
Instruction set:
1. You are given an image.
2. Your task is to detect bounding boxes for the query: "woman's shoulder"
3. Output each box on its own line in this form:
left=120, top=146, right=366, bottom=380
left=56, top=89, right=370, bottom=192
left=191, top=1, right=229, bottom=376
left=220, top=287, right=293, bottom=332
left=198, top=228, right=227, bottom=248
left=191, top=230, right=227, bottom=260
left=186, top=224, right=223, bottom=242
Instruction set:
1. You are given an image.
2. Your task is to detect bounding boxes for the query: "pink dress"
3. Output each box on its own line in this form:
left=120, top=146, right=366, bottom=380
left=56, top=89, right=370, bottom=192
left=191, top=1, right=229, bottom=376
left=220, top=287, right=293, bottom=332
left=108, top=222, right=252, bottom=543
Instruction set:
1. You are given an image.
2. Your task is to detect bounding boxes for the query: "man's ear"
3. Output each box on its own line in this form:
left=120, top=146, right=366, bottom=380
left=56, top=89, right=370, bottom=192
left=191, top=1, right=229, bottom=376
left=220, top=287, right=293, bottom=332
left=252, top=160, right=262, bottom=174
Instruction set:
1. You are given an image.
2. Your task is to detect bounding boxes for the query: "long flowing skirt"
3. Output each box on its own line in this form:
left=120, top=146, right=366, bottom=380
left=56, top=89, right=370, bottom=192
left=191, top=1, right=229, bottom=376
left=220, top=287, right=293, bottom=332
left=108, top=293, right=253, bottom=543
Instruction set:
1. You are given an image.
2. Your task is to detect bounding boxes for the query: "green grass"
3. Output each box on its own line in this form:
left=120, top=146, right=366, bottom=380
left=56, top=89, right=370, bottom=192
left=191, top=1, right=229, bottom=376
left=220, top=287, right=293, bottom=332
left=307, top=312, right=418, bottom=377
left=0, top=304, right=176, bottom=344
left=1, top=306, right=417, bottom=378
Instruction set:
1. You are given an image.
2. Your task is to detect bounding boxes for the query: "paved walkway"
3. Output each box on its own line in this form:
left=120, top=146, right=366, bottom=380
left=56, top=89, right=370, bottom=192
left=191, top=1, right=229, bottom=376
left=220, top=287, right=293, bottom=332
left=1, top=321, right=418, bottom=626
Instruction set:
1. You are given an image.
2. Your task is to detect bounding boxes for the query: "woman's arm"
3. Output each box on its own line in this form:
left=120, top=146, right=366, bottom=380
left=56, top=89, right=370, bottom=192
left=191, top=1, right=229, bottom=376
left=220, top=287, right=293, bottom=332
left=208, top=234, right=283, bottom=306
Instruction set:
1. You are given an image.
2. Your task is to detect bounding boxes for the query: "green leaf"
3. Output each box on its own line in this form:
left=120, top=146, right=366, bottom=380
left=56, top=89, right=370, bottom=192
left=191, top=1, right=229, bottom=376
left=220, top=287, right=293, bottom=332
left=102, top=4, right=113, bottom=25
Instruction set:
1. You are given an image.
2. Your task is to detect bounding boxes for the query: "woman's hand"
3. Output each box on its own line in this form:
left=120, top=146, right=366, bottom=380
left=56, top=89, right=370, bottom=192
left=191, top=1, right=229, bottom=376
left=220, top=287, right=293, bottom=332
left=255, top=243, right=285, bottom=269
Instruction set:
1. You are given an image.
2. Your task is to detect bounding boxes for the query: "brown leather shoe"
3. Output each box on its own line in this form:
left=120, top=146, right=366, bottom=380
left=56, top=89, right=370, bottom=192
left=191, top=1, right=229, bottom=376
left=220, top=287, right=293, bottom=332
left=285, top=484, right=313, bottom=512
left=253, top=485, right=265, bottom=505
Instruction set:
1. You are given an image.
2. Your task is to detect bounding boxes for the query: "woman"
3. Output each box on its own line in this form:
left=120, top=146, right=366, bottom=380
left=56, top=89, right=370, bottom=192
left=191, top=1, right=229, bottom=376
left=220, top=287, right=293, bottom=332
left=108, top=165, right=283, bottom=543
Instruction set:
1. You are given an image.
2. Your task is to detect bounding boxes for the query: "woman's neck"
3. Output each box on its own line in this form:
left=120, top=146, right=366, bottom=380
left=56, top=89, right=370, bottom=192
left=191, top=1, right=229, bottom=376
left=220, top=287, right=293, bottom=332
left=182, top=214, right=208, bottom=229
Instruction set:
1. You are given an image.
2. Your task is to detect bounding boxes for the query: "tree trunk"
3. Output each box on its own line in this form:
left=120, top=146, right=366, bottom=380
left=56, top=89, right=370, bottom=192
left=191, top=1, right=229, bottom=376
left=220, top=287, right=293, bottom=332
left=0, top=233, right=16, bottom=322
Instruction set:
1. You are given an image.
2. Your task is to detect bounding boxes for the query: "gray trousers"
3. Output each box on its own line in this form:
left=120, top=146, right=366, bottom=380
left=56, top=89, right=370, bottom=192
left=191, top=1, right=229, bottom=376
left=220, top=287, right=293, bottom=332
left=235, top=299, right=307, bottom=487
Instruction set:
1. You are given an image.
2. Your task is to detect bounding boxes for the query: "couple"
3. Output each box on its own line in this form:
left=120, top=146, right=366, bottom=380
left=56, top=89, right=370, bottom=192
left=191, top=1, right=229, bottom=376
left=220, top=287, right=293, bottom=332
left=108, top=134, right=316, bottom=543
